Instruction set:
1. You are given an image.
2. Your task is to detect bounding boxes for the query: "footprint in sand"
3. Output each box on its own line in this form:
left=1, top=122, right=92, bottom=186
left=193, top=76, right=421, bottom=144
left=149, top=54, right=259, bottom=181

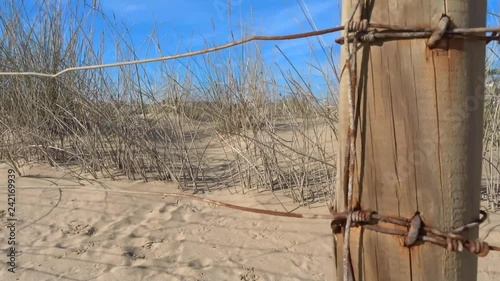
left=62, top=220, right=98, bottom=237
left=141, top=239, right=166, bottom=251
left=142, top=241, right=154, bottom=250
left=146, top=202, right=173, bottom=221
left=158, top=202, right=170, bottom=213
left=107, top=217, right=149, bottom=239
left=120, top=239, right=170, bottom=260
left=164, top=255, right=178, bottom=263
left=251, top=232, right=266, bottom=240
left=76, top=241, right=100, bottom=255
left=0, top=210, right=12, bottom=228
left=188, top=258, right=212, bottom=269
left=239, top=267, right=260, bottom=281
left=122, top=246, right=145, bottom=259
left=176, top=228, right=187, bottom=241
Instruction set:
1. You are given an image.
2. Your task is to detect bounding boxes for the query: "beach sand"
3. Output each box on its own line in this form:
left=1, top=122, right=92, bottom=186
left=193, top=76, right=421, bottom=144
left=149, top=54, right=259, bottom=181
left=0, top=163, right=498, bottom=281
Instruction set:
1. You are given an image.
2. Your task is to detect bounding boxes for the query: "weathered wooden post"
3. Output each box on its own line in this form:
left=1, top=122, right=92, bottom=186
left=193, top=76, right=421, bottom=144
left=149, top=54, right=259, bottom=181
left=335, top=1, right=487, bottom=280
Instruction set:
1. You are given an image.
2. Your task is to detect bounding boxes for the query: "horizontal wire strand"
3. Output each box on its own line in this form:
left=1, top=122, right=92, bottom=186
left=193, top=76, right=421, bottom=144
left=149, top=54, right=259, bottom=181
left=0, top=24, right=498, bottom=78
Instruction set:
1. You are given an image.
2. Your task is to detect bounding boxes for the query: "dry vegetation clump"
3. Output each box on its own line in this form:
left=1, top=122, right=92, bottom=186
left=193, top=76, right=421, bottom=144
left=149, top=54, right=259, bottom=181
left=0, top=0, right=339, bottom=207
left=480, top=7, right=500, bottom=210
left=483, top=68, right=500, bottom=211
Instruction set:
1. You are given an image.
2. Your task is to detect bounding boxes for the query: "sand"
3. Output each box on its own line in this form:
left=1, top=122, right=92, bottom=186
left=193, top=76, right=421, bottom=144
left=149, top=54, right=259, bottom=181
left=0, top=163, right=499, bottom=281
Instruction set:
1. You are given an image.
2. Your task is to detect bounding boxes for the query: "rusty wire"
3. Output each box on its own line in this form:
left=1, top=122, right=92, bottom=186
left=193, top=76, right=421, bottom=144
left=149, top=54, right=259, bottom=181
left=336, top=18, right=500, bottom=46
left=21, top=187, right=500, bottom=260
left=30, top=186, right=338, bottom=219
left=341, top=2, right=366, bottom=281
left=332, top=11, right=500, bottom=281
left=427, top=15, right=451, bottom=48
left=15, top=180, right=500, bottom=260
left=0, top=18, right=499, bottom=78
left=330, top=209, right=500, bottom=258
left=335, top=31, right=500, bottom=45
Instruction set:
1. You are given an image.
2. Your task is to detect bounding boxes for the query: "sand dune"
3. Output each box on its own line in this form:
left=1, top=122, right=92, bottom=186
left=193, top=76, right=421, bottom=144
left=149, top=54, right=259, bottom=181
left=0, top=163, right=498, bottom=281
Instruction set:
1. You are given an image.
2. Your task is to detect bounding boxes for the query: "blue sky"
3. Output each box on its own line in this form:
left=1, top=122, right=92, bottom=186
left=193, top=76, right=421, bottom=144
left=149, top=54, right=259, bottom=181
left=96, top=0, right=500, bottom=97
left=97, top=0, right=342, bottom=59
left=93, top=0, right=342, bottom=96
left=10, top=0, right=500, bottom=98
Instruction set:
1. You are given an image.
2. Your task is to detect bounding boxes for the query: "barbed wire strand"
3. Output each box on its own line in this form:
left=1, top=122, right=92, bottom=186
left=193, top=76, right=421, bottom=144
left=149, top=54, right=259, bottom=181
left=13, top=186, right=500, bottom=258
left=0, top=26, right=344, bottom=78
left=0, top=24, right=499, bottom=78
left=18, top=186, right=334, bottom=219
left=342, top=2, right=365, bottom=281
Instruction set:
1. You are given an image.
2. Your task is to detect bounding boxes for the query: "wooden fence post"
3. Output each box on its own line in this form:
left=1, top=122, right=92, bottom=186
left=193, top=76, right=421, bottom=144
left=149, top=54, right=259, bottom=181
left=334, top=1, right=487, bottom=280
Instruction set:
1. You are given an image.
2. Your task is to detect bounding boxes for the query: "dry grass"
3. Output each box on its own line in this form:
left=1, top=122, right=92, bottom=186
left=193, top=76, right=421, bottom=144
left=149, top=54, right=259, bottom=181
left=0, top=0, right=338, bottom=208
left=482, top=9, right=500, bottom=211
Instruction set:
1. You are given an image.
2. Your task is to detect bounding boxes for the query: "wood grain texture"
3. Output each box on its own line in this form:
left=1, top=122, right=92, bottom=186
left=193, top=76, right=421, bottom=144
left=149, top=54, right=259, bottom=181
left=335, top=1, right=486, bottom=280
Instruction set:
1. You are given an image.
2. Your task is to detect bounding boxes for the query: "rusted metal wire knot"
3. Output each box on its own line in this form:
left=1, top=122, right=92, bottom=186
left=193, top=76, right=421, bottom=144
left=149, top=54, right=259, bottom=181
left=330, top=208, right=499, bottom=257
left=339, top=19, right=373, bottom=45
left=347, top=19, right=369, bottom=33
left=446, top=237, right=465, bottom=252
left=438, top=237, right=490, bottom=257
left=335, top=14, right=500, bottom=47
left=330, top=209, right=375, bottom=227
left=336, top=30, right=500, bottom=45
left=404, top=213, right=422, bottom=247
left=427, top=15, right=451, bottom=48
left=414, top=210, right=498, bottom=256
left=351, top=209, right=374, bottom=223
left=358, top=31, right=376, bottom=43
left=466, top=239, right=490, bottom=257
